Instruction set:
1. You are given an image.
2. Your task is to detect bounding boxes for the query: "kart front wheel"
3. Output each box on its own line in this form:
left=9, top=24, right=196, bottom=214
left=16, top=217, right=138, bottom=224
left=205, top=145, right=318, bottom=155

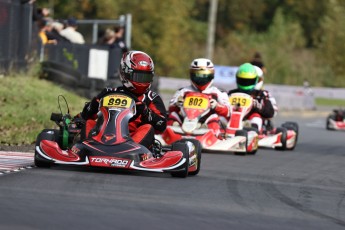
left=170, top=142, right=190, bottom=178
left=178, top=139, right=202, bottom=176
left=326, top=115, right=335, bottom=130
left=275, top=127, right=287, bottom=151
left=34, top=129, right=59, bottom=168
left=234, top=130, right=248, bottom=155
left=282, top=122, right=299, bottom=150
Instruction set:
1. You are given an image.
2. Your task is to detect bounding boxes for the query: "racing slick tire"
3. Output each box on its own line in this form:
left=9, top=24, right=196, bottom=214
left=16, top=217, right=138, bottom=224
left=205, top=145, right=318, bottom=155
left=234, top=130, right=248, bottom=155
left=170, top=142, right=190, bottom=178
left=275, top=127, right=288, bottom=151
left=282, top=121, right=299, bottom=150
left=34, top=129, right=59, bottom=168
left=178, top=139, right=202, bottom=176
left=326, top=115, right=335, bottom=130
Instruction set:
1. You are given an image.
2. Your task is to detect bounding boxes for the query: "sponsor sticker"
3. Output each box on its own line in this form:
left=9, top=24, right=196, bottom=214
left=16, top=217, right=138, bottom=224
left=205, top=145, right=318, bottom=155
left=90, top=157, right=131, bottom=168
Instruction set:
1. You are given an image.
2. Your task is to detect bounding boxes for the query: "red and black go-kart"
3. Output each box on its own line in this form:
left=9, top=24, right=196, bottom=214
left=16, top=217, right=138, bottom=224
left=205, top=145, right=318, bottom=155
left=34, top=94, right=201, bottom=178
left=326, top=109, right=345, bottom=131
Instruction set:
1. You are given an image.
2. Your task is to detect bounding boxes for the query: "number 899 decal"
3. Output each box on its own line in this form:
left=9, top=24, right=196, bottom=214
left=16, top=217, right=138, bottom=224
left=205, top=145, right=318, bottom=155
left=102, top=95, right=133, bottom=108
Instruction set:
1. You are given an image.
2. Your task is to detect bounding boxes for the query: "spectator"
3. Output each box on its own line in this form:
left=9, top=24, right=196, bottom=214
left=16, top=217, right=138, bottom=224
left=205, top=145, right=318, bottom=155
left=99, top=28, right=116, bottom=45
left=37, top=19, right=56, bottom=45
left=46, top=21, right=71, bottom=43
left=250, top=51, right=267, bottom=74
left=113, top=25, right=128, bottom=53
left=60, top=18, right=85, bottom=44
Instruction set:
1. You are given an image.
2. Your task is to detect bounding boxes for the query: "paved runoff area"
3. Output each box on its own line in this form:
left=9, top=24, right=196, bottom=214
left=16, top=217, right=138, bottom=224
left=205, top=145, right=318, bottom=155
left=0, top=151, right=34, bottom=175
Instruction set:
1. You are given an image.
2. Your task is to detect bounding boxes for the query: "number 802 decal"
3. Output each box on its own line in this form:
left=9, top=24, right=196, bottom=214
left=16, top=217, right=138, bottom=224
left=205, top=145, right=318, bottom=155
left=183, top=96, right=208, bottom=109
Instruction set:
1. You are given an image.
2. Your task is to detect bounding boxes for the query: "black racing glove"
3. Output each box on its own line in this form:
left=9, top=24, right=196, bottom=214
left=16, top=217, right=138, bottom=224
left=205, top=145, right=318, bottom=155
left=135, top=101, right=153, bottom=122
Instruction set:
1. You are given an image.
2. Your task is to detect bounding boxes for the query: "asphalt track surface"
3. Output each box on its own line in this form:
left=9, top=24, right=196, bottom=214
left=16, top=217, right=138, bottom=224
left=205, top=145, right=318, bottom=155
left=0, top=111, right=344, bottom=230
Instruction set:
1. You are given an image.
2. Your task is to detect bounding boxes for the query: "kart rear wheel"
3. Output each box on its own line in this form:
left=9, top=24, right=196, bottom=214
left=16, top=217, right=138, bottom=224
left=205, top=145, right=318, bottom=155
left=282, top=122, right=299, bottom=150
left=326, top=115, right=335, bottom=130
left=234, top=130, right=248, bottom=155
left=170, top=142, right=189, bottom=178
left=34, top=129, right=59, bottom=168
left=275, top=127, right=287, bottom=151
left=179, top=139, right=202, bottom=176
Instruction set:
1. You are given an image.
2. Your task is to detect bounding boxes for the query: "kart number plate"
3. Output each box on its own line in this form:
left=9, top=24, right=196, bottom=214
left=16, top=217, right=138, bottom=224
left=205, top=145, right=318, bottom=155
left=102, top=95, right=132, bottom=108
left=184, top=96, right=208, bottom=109
left=229, top=95, right=251, bottom=108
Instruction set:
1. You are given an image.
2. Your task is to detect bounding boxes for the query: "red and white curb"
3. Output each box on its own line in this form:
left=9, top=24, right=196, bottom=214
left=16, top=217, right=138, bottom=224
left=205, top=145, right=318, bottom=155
left=0, top=151, right=34, bottom=175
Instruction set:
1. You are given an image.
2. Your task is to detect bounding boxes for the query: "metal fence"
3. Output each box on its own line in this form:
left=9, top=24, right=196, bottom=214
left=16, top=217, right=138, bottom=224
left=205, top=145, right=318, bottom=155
left=0, top=0, right=33, bottom=73
left=41, top=43, right=124, bottom=97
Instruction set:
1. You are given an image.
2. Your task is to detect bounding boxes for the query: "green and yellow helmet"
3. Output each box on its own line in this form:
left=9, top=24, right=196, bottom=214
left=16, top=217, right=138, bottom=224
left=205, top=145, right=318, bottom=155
left=236, top=63, right=258, bottom=91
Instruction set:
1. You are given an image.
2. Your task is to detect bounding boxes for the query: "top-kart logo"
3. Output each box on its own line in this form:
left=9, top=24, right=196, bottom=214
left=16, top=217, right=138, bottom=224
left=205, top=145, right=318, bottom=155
left=90, top=157, right=131, bottom=168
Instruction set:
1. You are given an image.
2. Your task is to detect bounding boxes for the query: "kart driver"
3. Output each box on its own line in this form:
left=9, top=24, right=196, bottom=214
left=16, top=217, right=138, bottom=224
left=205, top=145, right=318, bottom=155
left=168, top=58, right=231, bottom=136
left=228, top=63, right=275, bottom=132
left=77, top=51, right=167, bottom=150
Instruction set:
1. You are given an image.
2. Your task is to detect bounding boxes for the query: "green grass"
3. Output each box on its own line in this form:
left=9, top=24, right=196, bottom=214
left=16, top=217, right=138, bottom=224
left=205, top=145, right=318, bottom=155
left=0, top=76, right=87, bottom=145
left=315, top=97, right=345, bottom=107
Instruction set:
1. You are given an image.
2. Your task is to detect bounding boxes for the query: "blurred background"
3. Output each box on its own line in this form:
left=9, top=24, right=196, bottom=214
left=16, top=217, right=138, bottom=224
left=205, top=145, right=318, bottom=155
left=1, top=0, right=345, bottom=87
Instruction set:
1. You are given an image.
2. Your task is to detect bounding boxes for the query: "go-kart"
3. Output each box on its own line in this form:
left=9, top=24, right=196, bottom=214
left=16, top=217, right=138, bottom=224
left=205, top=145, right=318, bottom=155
left=156, top=92, right=258, bottom=155
left=35, top=94, right=201, bottom=178
left=256, top=119, right=299, bottom=150
left=326, top=109, right=345, bottom=131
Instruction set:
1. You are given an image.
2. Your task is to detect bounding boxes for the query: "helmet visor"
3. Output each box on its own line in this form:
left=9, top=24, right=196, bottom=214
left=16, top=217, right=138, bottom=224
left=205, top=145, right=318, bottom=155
left=127, top=71, right=154, bottom=83
left=190, top=72, right=214, bottom=86
left=236, top=76, right=257, bottom=91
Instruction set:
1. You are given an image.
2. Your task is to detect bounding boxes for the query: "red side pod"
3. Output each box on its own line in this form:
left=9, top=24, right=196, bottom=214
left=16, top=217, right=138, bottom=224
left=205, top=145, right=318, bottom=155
left=40, top=140, right=80, bottom=162
left=162, top=127, right=182, bottom=145
left=139, top=151, right=183, bottom=169
left=198, top=131, right=218, bottom=147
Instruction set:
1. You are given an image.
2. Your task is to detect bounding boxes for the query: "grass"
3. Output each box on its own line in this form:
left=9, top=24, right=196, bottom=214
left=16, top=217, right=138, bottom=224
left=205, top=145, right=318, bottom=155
left=315, top=97, right=345, bottom=107
left=0, top=76, right=87, bottom=145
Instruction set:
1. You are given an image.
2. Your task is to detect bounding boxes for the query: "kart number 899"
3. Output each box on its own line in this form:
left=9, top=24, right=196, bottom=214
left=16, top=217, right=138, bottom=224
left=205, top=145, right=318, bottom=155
left=107, top=98, right=127, bottom=107
left=102, top=95, right=132, bottom=108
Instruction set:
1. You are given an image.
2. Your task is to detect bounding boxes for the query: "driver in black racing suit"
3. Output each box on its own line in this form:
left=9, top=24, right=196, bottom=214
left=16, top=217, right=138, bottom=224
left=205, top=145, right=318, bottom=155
left=77, top=51, right=167, bottom=150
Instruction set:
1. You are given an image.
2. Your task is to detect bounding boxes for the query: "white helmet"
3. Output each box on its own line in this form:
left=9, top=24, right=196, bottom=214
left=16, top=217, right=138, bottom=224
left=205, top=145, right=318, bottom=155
left=254, top=65, right=264, bottom=90
left=190, top=58, right=215, bottom=91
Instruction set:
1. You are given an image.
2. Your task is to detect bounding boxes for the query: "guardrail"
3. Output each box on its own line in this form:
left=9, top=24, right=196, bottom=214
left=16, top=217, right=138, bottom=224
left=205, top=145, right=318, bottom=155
left=158, top=77, right=320, bottom=110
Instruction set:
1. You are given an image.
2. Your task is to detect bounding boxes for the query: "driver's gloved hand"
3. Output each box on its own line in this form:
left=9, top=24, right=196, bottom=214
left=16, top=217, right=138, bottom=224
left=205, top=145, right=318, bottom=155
left=136, top=101, right=149, bottom=116
left=210, top=99, right=218, bottom=110
left=176, top=96, right=184, bottom=107
left=253, top=99, right=263, bottom=111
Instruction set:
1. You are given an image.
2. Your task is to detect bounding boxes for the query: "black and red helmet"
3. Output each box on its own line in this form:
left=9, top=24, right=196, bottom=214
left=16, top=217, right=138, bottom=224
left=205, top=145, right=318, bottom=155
left=119, top=51, right=154, bottom=95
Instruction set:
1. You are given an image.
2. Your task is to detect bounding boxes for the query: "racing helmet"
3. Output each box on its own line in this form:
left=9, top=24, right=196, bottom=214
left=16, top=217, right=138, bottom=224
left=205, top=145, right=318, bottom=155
left=236, top=63, right=258, bottom=92
left=119, top=51, right=154, bottom=95
left=190, top=58, right=215, bottom=91
left=254, top=65, right=264, bottom=90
